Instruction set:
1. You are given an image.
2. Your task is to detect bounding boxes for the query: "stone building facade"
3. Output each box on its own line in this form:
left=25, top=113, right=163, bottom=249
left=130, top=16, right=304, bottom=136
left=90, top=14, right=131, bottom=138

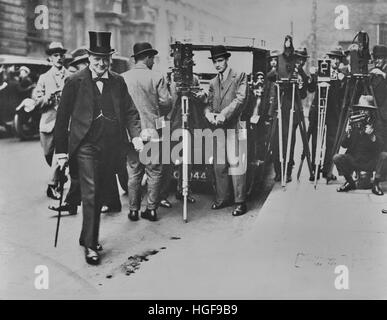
left=0, top=0, right=232, bottom=71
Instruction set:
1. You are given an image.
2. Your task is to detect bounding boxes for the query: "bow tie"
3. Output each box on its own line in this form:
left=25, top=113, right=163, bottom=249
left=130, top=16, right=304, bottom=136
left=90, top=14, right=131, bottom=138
left=92, top=77, right=108, bottom=83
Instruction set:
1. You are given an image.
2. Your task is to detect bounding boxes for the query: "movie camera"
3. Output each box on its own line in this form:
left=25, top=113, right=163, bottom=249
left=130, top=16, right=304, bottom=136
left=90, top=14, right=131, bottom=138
left=317, top=59, right=341, bottom=82
left=348, top=109, right=374, bottom=133
left=170, top=41, right=196, bottom=93
left=349, top=31, right=371, bottom=75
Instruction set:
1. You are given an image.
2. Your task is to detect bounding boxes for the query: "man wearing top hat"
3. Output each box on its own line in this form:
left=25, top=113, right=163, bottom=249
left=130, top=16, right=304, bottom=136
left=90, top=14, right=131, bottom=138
left=121, top=42, right=172, bottom=222
left=55, top=31, right=141, bottom=265
left=308, top=47, right=347, bottom=182
left=370, top=45, right=387, bottom=196
left=333, top=95, right=381, bottom=193
left=205, top=45, right=248, bottom=216
left=33, top=42, right=70, bottom=200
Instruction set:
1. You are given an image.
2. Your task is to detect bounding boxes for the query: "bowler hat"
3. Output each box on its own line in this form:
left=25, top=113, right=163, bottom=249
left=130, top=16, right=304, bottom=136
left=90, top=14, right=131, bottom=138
left=372, top=45, right=387, bottom=58
left=86, top=31, right=115, bottom=56
left=327, top=46, right=345, bottom=58
left=209, top=45, right=231, bottom=60
left=269, top=50, right=280, bottom=58
left=353, top=95, right=377, bottom=110
left=46, top=42, right=67, bottom=56
left=69, top=47, right=89, bottom=67
left=131, top=42, right=158, bottom=58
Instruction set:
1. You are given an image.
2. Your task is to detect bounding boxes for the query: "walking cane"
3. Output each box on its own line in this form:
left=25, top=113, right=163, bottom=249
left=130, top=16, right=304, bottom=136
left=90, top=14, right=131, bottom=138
left=54, top=165, right=67, bottom=247
left=181, top=95, right=189, bottom=223
left=284, top=82, right=296, bottom=188
left=275, top=83, right=285, bottom=187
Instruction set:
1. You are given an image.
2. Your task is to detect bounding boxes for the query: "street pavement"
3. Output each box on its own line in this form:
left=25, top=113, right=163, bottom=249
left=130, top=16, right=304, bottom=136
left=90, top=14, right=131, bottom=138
left=1, top=135, right=387, bottom=299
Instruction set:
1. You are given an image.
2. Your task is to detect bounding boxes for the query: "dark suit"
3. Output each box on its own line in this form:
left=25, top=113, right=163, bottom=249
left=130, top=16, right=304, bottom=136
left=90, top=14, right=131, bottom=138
left=207, top=68, right=248, bottom=203
left=55, top=68, right=141, bottom=249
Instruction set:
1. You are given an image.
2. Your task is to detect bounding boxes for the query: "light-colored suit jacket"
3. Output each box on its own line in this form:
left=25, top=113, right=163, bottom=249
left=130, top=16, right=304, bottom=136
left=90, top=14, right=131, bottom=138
left=121, top=62, right=171, bottom=141
left=33, top=66, right=70, bottom=133
left=206, top=68, right=247, bottom=128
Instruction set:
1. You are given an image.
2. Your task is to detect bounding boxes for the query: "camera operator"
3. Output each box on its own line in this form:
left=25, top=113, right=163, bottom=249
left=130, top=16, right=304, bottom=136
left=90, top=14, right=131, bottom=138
left=308, top=47, right=347, bottom=182
left=271, top=37, right=308, bottom=183
left=370, top=45, right=387, bottom=196
left=33, top=42, right=70, bottom=200
left=159, top=70, right=207, bottom=208
left=333, top=96, right=381, bottom=192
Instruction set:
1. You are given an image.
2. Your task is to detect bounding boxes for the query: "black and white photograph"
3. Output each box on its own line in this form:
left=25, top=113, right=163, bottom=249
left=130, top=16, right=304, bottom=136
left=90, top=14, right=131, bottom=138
left=1, top=0, right=387, bottom=303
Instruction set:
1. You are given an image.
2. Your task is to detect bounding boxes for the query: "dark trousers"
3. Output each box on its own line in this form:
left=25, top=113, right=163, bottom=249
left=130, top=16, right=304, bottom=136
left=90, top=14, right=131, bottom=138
left=127, top=142, right=162, bottom=211
left=333, top=154, right=375, bottom=178
left=375, top=152, right=387, bottom=180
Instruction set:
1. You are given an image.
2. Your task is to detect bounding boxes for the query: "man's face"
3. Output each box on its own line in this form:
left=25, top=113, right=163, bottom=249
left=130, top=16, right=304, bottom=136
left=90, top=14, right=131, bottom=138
left=19, top=70, right=29, bottom=79
left=270, top=58, right=277, bottom=68
left=213, top=57, right=228, bottom=73
left=375, top=57, right=386, bottom=68
left=88, top=54, right=110, bottom=76
left=49, top=52, right=65, bottom=68
left=146, top=55, right=155, bottom=70
left=330, top=57, right=341, bottom=69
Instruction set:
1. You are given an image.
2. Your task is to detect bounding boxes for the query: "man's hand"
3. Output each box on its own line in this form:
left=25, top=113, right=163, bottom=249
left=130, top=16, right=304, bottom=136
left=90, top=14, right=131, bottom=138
left=215, top=113, right=225, bottom=125
left=205, top=111, right=216, bottom=125
left=370, top=68, right=386, bottom=78
left=250, top=114, right=260, bottom=124
left=365, top=124, right=374, bottom=136
left=57, top=154, right=68, bottom=171
left=132, top=136, right=144, bottom=152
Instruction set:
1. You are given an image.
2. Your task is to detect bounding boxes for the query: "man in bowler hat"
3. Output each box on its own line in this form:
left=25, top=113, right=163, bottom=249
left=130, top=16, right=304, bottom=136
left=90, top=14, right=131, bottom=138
left=205, top=45, right=248, bottom=216
left=121, top=42, right=172, bottom=222
left=55, top=31, right=142, bottom=265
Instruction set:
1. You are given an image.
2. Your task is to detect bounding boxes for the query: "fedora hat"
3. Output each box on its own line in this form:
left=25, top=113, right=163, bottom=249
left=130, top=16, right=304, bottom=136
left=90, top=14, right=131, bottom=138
left=327, top=46, right=345, bottom=58
left=86, top=31, right=115, bottom=56
left=46, top=42, right=67, bottom=55
left=353, top=95, right=377, bottom=110
left=209, top=45, right=231, bottom=60
left=69, top=47, right=89, bottom=67
left=131, top=42, right=158, bottom=58
left=269, top=50, right=280, bottom=58
left=372, top=45, right=387, bottom=58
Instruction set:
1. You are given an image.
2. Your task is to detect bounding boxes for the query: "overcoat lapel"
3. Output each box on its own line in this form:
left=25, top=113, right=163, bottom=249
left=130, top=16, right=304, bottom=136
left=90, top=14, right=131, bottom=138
left=220, top=69, right=236, bottom=103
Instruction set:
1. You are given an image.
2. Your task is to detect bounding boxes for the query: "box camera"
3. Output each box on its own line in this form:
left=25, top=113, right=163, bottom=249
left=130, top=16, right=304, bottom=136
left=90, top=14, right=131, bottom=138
left=170, top=41, right=195, bottom=91
left=277, top=54, right=297, bottom=81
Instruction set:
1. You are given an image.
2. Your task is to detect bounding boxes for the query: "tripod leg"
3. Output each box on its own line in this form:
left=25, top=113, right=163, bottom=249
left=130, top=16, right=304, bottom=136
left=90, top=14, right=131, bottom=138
left=284, top=83, right=296, bottom=186
left=276, top=84, right=285, bottom=187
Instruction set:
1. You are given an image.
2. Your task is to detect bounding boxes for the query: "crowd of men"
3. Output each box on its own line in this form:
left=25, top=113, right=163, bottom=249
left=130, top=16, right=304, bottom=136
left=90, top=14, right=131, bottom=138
left=26, top=30, right=387, bottom=265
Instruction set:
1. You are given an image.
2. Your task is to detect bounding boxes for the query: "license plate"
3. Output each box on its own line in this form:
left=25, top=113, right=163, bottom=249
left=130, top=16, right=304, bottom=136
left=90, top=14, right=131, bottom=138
left=172, top=169, right=207, bottom=181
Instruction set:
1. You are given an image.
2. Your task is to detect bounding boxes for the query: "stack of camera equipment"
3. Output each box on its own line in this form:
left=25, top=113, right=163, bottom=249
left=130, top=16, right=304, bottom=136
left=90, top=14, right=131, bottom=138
left=171, top=41, right=195, bottom=94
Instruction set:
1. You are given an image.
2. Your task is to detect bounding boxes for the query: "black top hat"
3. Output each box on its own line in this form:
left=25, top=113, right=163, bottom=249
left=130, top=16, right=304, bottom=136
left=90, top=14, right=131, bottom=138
left=69, top=47, right=89, bottom=67
left=131, top=42, right=158, bottom=58
left=46, top=42, right=67, bottom=55
left=209, top=45, right=231, bottom=60
left=373, top=45, right=387, bottom=58
left=87, top=31, right=115, bottom=56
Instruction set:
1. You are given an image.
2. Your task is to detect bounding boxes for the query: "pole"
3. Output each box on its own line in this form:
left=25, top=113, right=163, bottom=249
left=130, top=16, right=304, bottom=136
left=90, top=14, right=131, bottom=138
left=54, top=167, right=66, bottom=247
left=181, top=95, right=189, bottom=223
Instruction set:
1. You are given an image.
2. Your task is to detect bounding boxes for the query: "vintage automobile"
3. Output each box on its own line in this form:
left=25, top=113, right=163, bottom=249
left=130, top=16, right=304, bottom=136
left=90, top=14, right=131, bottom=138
left=169, top=43, right=270, bottom=198
left=0, top=54, right=51, bottom=139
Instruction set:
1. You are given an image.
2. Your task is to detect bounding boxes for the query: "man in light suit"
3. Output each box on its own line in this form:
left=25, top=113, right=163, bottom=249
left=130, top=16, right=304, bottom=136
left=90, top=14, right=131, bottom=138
left=121, top=42, right=172, bottom=222
left=33, top=42, right=70, bottom=200
left=205, top=45, right=248, bottom=216
left=55, top=32, right=142, bottom=265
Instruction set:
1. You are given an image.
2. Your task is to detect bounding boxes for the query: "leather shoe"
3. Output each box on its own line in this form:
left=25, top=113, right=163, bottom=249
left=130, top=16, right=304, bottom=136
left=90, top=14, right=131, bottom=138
left=48, top=203, right=77, bottom=215
left=382, top=209, right=387, bottom=214
left=323, top=172, right=337, bottom=183
left=79, top=240, right=103, bottom=251
left=286, top=175, right=292, bottom=183
left=141, top=209, right=157, bottom=221
left=337, top=181, right=356, bottom=192
left=160, top=199, right=172, bottom=208
left=46, top=185, right=60, bottom=200
left=274, top=174, right=281, bottom=182
left=232, top=203, right=247, bottom=216
left=101, top=205, right=121, bottom=213
left=128, top=210, right=139, bottom=221
left=85, top=248, right=100, bottom=265
left=211, top=201, right=232, bottom=210
left=372, top=183, right=384, bottom=196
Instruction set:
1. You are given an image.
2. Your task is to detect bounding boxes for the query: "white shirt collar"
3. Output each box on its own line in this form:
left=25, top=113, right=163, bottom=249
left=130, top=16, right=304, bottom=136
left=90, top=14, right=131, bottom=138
left=89, top=66, right=109, bottom=79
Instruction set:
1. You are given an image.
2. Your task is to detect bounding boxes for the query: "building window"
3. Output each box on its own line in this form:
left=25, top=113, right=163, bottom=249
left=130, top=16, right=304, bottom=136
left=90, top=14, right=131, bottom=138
left=377, top=23, right=387, bottom=45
